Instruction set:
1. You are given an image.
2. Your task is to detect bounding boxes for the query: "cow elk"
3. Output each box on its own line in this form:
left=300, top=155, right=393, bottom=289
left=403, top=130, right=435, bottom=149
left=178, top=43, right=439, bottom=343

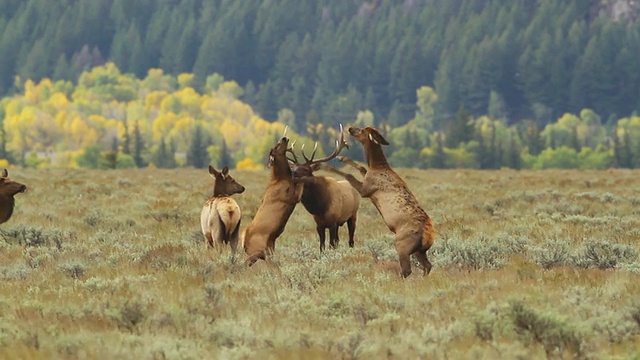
left=200, top=165, right=245, bottom=259
left=0, top=168, right=27, bottom=225
left=288, top=126, right=359, bottom=252
left=324, top=126, right=435, bottom=278
left=243, top=127, right=304, bottom=265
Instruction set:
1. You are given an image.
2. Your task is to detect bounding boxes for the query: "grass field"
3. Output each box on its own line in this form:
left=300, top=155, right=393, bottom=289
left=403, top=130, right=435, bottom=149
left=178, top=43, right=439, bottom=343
left=1, top=167, right=639, bottom=359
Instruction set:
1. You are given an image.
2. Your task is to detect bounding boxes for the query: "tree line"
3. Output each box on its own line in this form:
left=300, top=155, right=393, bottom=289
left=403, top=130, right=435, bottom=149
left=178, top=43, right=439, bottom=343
left=1, top=0, right=639, bottom=134
left=1, top=63, right=639, bottom=171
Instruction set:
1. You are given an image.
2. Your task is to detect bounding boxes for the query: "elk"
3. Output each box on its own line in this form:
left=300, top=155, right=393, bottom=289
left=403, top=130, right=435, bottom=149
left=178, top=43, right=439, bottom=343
left=288, top=127, right=359, bottom=252
left=200, top=165, right=245, bottom=258
left=0, top=168, right=27, bottom=225
left=323, top=126, right=435, bottom=278
left=243, top=128, right=304, bottom=266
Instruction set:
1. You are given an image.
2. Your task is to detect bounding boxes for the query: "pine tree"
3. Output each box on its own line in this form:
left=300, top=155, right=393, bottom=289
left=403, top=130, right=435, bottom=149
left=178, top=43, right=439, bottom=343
left=432, top=132, right=446, bottom=169
left=122, top=118, right=131, bottom=155
left=475, top=126, right=489, bottom=169
left=570, top=126, right=580, bottom=152
left=446, top=105, right=473, bottom=148
left=186, top=125, right=210, bottom=168
left=133, top=121, right=146, bottom=167
left=506, top=132, right=522, bottom=170
left=523, top=122, right=542, bottom=155
left=219, top=139, right=234, bottom=169
left=99, top=137, right=118, bottom=169
left=152, top=137, right=177, bottom=169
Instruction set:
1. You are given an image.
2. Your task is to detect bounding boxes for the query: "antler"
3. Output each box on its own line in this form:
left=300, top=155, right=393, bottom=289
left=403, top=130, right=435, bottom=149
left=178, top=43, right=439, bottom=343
left=286, top=140, right=299, bottom=164
left=290, top=124, right=349, bottom=167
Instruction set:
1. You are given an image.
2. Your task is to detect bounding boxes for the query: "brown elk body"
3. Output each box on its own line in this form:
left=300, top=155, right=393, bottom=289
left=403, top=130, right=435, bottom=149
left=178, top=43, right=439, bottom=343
left=0, top=169, right=27, bottom=225
left=200, top=165, right=245, bottom=258
left=243, top=136, right=303, bottom=265
left=289, top=128, right=358, bottom=252
left=324, top=127, right=435, bottom=278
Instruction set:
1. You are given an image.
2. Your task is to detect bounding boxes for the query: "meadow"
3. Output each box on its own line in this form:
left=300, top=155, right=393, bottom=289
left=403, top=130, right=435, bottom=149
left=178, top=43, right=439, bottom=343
left=1, top=167, right=639, bottom=359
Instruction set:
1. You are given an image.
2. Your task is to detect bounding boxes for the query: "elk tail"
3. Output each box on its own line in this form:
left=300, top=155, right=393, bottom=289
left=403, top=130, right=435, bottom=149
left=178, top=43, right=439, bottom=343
left=217, top=215, right=228, bottom=244
left=422, top=217, right=436, bottom=250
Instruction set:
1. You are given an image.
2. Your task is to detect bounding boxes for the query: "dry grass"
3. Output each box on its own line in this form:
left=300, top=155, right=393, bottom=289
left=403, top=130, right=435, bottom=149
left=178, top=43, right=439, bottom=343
left=1, top=167, right=640, bottom=359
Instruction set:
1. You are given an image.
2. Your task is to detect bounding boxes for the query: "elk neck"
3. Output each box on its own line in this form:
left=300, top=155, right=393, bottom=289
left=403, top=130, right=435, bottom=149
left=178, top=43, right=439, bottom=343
left=300, top=178, right=329, bottom=216
left=212, top=181, right=231, bottom=197
left=0, top=195, right=14, bottom=223
left=364, top=142, right=390, bottom=169
left=272, top=154, right=293, bottom=180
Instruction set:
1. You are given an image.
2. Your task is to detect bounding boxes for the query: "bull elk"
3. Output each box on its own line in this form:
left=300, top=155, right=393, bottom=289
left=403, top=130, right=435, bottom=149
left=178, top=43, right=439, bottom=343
left=288, top=126, right=359, bottom=252
left=200, top=165, right=245, bottom=258
left=324, top=126, right=435, bottom=278
left=243, top=128, right=304, bottom=265
left=0, top=168, right=27, bottom=225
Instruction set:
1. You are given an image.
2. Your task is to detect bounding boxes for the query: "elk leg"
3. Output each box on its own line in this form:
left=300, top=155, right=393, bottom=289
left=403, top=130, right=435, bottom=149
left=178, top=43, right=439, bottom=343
left=329, top=225, right=339, bottom=248
left=414, top=250, right=432, bottom=276
left=347, top=217, right=356, bottom=248
left=246, top=252, right=265, bottom=267
left=338, top=156, right=367, bottom=176
left=204, top=233, right=214, bottom=248
left=229, top=221, right=241, bottom=262
left=324, top=166, right=366, bottom=195
left=317, top=226, right=326, bottom=252
left=397, top=252, right=412, bottom=278
left=396, top=233, right=422, bottom=278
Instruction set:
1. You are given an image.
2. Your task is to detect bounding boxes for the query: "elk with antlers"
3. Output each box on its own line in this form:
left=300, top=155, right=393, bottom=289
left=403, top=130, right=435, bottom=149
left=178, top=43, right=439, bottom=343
left=324, top=127, right=435, bottom=278
left=288, top=126, right=359, bottom=252
left=243, top=128, right=304, bottom=265
left=0, top=169, right=27, bottom=225
left=200, top=165, right=245, bottom=258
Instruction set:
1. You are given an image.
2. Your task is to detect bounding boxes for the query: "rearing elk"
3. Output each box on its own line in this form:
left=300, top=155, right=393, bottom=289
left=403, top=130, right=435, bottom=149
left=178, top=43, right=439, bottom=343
left=0, top=168, right=27, bottom=225
left=324, top=126, right=435, bottom=278
left=288, top=126, right=359, bottom=252
left=243, top=127, right=304, bottom=265
left=200, top=165, right=245, bottom=258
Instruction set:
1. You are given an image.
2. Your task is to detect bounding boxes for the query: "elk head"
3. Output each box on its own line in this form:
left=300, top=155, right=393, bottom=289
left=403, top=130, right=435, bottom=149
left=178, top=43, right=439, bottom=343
left=0, top=169, right=27, bottom=198
left=208, top=165, right=245, bottom=197
left=266, top=126, right=296, bottom=180
left=289, top=125, right=349, bottom=179
left=347, top=126, right=389, bottom=146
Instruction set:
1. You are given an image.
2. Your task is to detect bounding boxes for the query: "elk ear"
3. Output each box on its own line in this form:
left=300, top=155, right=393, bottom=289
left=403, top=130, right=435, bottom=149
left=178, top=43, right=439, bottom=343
left=368, top=130, right=389, bottom=146
left=208, top=165, right=217, bottom=176
left=221, top=166, right=229, bottom=178
left=1, top=169, right=7, bottom=178
left=267, top=150, right=275, bottom=168
left=311, top=164, right=321, bottom=172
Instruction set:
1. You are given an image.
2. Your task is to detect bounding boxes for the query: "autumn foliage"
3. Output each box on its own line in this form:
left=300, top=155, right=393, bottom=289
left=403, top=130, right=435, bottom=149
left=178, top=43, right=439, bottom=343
left=0, top=63, right=317, bottom=169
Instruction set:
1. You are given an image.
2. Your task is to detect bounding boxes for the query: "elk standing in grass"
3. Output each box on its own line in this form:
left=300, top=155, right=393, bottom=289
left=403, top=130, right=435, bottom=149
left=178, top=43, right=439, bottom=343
left=200, top=165, right=245, bottom=258
left=243, top=129, right=304, bottom=265
left=0, top=169, right=27, bottom=225
left=288, top=127, right=359, bottom=252
left=324, top=127, right=435, bottom=278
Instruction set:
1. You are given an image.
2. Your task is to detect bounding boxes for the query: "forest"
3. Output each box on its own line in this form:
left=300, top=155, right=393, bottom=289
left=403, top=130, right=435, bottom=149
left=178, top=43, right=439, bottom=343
left=0, top=0, right=640, bottom=169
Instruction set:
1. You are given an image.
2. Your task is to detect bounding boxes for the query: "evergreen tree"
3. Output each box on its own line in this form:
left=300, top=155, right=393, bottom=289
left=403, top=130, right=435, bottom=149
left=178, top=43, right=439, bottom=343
left=475, top=126, right=490, bottom=169
left=446, top=105, right=473, bottom=148
left=219, top=139, right=234, bottom=169
left=186, top=125, right=210, bottom=168
left=570, top=126, right=580, bottom=152
left=133, top=121, right=147, bottom=168
left=99, top=137, right=118, bottom=169
left=523, top=122, right=542, bottom=155
left=432, top=132, right=446, bottom=169
left=122, top=118, right=131, bottom=155
left=151, top=137, right=177, bottom=169
left=506, top=132, right=522, bottom=169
